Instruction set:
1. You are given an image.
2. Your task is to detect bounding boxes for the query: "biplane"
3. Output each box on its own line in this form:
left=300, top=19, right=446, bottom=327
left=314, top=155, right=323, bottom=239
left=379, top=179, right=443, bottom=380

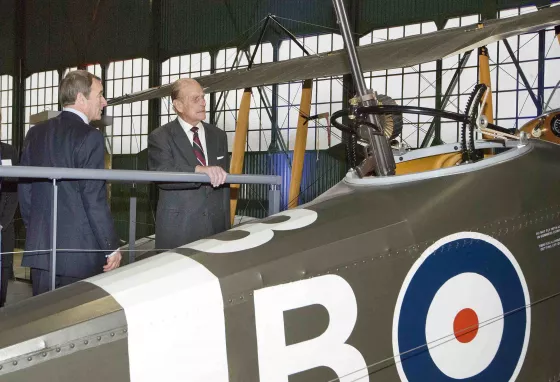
left=0, top=2, right=559, bottom=381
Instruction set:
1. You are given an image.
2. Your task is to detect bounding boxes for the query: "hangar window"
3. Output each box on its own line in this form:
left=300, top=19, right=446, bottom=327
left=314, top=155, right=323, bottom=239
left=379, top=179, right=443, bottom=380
left=543, top=7, right=560, bottom=113
left=488, top=5, right=560, bottom=130
left=24, top=70, right=59, bottom=135
left=439, top=15, right=481, bottom=145
left=62, top=65, right=102, bottom=79
left=215, top=44, right=273, bottom=152
left=278, top=34, right=343, bottom=151
left=359, top=7, right=558, bottom=147
left=105, top=58, right=150, bottom=155
left=160, top=52, right=211, bottom=126
left=0, top=75, right=13, bottom=143
left=360, top=21, right=440, bottom=148
left=486, top=6, right=540, bottom=130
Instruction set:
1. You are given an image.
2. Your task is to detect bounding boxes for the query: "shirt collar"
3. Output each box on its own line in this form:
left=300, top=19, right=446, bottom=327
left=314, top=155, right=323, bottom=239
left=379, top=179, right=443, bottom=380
left=63, top=107, right=89, bottom=124
left=177, top=116, right=202, bottom=132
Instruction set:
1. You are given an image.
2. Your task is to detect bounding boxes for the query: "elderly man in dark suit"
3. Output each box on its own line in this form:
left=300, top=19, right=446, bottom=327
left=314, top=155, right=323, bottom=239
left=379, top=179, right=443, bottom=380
left=18, top=70, right=122, bottom=296
left=149, top=78, right=230, bottom=250
left=0, top=110, right=19, bottom=306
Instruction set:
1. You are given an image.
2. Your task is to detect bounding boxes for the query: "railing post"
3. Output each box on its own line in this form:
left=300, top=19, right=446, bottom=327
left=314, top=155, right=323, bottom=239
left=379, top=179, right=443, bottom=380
left=268, top=184, right=280, bottom=216
left=50, top=179, right=58, bottom=291
left=128, top=184, right=137, bottom=263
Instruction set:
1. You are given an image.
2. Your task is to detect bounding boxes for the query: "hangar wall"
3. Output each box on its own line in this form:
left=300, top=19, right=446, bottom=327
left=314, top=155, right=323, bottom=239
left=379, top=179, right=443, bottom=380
left=0, top=0, right=556, bottom=76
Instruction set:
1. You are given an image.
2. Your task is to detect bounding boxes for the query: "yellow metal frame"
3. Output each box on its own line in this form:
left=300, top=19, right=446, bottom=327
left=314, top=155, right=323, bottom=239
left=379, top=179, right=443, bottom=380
left=288, top=79, right=313, bottom=209
left=229, top=88, right=252, bottom=224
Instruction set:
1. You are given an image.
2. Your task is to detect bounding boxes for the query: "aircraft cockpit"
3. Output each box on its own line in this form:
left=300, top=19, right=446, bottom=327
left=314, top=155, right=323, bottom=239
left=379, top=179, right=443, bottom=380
left=329, top=83, right=558, bottom=184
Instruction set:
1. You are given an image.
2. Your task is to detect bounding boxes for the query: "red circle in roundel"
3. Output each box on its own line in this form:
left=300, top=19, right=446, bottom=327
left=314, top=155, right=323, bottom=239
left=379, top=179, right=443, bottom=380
left=453, top=308, right=479, bottom=343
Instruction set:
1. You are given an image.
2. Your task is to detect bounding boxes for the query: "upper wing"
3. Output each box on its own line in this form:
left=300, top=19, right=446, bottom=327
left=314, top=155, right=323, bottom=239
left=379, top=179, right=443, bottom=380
left=108, top=6, right=560, bottom=106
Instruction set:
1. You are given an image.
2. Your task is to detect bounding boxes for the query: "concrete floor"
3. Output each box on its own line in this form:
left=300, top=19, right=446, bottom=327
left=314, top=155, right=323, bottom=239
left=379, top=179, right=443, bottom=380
left=12, top=250, right=30, bottom=280
left=4, top=250, right=33, bottom=306
left=5, top=279, right=33, bottom=306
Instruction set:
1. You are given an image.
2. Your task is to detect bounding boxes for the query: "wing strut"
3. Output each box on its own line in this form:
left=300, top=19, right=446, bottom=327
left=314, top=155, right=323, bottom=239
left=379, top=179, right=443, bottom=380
left=230, top=88, right=252, bottom=224
left=231, top=17, right=312, bottom=219
left=288, top=79, right=313, bottom=209
left=478, top=46, right=494, bottom=128
left=478, top=45, right=496, bottom=149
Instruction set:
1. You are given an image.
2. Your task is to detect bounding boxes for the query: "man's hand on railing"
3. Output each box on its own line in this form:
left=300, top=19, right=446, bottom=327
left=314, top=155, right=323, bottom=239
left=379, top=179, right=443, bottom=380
left=195, top=165, right=228, bottom=187
left=103, top=250, right=122, bottom=272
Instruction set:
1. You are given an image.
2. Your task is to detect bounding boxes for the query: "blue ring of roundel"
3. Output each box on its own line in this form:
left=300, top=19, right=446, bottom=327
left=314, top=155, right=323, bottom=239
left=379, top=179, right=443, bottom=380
left=396, top=238, right=528, bottom=381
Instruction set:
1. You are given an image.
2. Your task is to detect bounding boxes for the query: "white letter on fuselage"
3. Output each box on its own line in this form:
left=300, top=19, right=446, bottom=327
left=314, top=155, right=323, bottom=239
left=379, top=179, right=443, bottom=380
left=254, top=275, right=369, bottom=382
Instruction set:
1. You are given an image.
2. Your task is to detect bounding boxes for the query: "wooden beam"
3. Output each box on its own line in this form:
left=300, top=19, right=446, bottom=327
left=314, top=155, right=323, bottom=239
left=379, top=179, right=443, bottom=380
left=288, top=79, right=313, bottom=209
left=230, top=88, right=252, bottom=224
left=479, top=45, right=495, bottom=148
left=478, top=46, right=494, bottom=126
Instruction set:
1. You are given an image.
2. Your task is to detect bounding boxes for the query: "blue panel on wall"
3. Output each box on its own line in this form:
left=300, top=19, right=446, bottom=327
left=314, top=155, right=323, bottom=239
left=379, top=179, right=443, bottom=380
left=239, top=150, right=346, bottom=218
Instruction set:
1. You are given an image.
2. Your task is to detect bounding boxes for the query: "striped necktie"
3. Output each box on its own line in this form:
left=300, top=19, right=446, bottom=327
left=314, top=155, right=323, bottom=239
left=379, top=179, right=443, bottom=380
left=190, top=126, right=207, bottom=166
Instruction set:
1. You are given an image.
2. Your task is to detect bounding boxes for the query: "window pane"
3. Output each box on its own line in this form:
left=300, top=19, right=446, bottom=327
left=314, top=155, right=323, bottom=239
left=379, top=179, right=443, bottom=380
left=0, top=75, right=13, bottom=143
left=25, top=70, right=60, bottom=135
left=106, top=59, right=150, bottom=154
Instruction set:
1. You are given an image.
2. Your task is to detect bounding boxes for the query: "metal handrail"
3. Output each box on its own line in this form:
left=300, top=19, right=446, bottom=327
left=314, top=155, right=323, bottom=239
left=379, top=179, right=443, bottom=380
left=0, top=165, right=282, bottom=184
left=0, top=165, right=282, bottom=292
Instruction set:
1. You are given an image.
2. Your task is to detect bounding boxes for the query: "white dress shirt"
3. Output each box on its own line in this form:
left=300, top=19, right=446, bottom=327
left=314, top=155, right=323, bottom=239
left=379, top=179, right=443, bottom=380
left=63, top=107, right=89, bottom=124
left=177, top=117, right=208, bottom=165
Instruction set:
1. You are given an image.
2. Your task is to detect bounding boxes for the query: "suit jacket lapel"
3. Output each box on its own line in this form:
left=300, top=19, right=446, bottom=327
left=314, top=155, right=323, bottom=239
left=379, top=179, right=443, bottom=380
left=203, top=122, right=217, bottom=167
left=170, top=119, right=199, bottom=167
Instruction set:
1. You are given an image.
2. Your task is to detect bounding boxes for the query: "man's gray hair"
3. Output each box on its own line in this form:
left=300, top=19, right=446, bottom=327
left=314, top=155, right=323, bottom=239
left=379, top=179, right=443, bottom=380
left=59, top=70, right=101, bottom=107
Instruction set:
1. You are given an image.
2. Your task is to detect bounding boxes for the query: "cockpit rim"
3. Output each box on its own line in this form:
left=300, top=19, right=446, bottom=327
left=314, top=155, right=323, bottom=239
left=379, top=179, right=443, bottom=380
left=344, top=139, right=532, bottom=187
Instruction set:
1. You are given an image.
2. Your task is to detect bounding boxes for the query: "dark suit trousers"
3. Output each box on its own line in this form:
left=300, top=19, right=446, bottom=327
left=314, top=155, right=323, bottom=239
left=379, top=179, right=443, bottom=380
left=0, top=267, right=9, bottom=307
left=0, top=227, right=15, bottom=307
left=31, top=268, right=81, bottom=296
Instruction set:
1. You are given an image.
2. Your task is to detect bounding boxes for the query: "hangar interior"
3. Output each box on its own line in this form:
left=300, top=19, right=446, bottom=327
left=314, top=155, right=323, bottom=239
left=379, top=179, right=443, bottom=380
left=0, top=0, right=559, bottom=290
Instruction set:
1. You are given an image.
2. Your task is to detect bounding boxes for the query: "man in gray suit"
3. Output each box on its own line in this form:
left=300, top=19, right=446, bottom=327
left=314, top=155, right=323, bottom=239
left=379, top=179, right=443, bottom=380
left=148, top=78, right=230, bottom=250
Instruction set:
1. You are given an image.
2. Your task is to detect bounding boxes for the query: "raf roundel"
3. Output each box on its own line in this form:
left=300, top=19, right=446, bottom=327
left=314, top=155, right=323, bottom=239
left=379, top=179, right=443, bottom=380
left=392, top=232, right=531, bottom=381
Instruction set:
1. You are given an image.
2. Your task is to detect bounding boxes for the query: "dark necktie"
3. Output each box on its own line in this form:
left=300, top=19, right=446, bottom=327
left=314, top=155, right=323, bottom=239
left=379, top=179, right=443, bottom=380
left=191, top=126, right=207, bottom=166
